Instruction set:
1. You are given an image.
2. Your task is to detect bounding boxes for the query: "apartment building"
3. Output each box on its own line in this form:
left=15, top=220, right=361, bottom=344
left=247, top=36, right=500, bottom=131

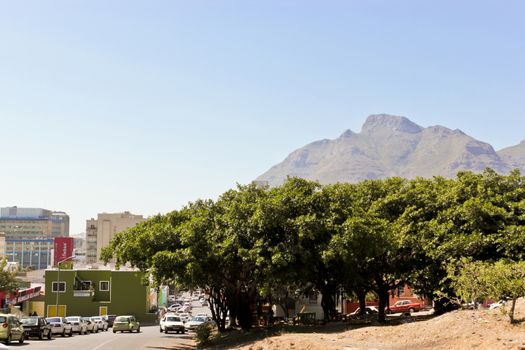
left=85, top=212, right=144, bottom=264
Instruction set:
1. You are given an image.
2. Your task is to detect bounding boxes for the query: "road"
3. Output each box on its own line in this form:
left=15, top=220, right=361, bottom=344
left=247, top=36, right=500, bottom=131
left=1, top=325, right=195, bottom=350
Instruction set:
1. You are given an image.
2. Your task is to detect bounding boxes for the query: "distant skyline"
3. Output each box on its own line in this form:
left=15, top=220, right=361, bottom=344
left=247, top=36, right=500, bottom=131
left=1, top=1, right=524, bottom=234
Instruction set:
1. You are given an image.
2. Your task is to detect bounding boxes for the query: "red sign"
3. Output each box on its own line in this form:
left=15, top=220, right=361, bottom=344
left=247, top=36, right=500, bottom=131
left=54, top=237, right=74, bottom=266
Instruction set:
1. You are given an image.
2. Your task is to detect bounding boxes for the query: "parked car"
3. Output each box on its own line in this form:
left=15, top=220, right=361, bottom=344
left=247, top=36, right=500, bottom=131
left=90, top=316, right=108, bottom=331
left=45, top=317, right=73, bottom=337
left=489, top=300, right=506, bottom=310
left=112, top=315, right=140, bottom=333
left=82, top=317, right=98, bottom=333
left=159, top=314, right=185, bottom=334
left=0, top=314, right=25, bottom=345
left=20, top=316, right=53, bottom=340
left=386, top=300, right=422, bottom=314
left=65, top=316, right=88, bottom=334
left=185, top=315, right=215, bottom=332
left=349, top=306, right=379, bottom=315
left=103, top=314, right=117, bottom=327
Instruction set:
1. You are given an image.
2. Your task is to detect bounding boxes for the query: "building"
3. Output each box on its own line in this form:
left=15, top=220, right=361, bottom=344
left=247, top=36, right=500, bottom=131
left=0, top=207, right=70, bottom=269
left=44, top=267, right=156, bottom=323
left=85, top=212, right=144, bottom=264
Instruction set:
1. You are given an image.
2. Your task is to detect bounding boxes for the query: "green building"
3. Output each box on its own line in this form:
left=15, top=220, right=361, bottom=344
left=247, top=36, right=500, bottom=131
left=44, top=268, right=157, bottom=324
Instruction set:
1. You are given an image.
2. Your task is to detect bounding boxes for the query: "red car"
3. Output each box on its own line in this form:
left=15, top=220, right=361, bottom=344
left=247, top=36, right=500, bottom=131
left=386, top=300, right=422, bottom=314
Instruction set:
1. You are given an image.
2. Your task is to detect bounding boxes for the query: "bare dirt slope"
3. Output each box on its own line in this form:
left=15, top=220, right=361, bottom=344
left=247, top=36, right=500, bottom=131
left=232, top=299, right=525, bottom=350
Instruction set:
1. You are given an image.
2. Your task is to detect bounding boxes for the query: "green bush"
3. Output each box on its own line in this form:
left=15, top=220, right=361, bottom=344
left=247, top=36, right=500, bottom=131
left=195, top=322, right=218, bottom=346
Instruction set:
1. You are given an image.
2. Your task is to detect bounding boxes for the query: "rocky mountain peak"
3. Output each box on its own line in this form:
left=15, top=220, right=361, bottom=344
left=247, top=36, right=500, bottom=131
left=361, top=114, right=423, bottom=134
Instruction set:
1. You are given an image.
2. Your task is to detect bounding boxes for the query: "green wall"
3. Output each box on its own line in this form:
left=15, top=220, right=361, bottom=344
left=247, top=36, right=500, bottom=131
left=44, top=269, right=156, bottom=323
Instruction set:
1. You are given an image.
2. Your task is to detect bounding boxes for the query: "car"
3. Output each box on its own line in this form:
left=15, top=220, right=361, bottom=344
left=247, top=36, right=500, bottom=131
left=349, top=306, right=379, bottom=315
left=20, top=316, right=53, bottom=340
left=168, top=295, right=176, bottom=302
left=167, top=303, right=182, bottom=312
left=200, top=298, right=208, bottom=306
left=90, top=316, right=109, bottom=331
left=386, top=300, right=422, bottom=314
left=0, top=314, right=25, bottom=344
left=65, top=316, right=88, bottom=334
left=45, top=317, right=73, bottom=337
left=82, top=317, right=98, bottom=333
left=159, top=314, right=185, bottom=334
left=177, top=312, right=192, bottom=322
left=112, top=315, right=140, bottom=333
left=185, top=315, right=215, bottom=332
left=177, top=305, right=191, bottom=314
left=103, top=314, right=117, bottom=327
left=489, top=300, right=506, bottom=310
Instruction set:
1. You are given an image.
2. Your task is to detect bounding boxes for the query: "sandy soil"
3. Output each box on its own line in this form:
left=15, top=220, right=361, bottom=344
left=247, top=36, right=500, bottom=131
left=231, top=299, right=525, bottom=350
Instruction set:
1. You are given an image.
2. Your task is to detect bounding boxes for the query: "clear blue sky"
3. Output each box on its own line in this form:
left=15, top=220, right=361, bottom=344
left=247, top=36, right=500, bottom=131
left=1, top=0, right=523, bottom=234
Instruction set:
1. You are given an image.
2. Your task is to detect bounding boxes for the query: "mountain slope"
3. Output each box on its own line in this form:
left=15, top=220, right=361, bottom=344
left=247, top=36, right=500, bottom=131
left=257, top=114, right=518, bottom=186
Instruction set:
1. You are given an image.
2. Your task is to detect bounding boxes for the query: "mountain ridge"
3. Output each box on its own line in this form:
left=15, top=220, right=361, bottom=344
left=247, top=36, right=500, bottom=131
left=256, top=114, right=523, bottom=186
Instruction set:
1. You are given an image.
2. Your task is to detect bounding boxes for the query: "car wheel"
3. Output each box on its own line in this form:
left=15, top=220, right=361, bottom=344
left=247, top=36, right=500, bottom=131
left=48, top=330, right=53, bottom=340
left=113, top=329, right=116, bottom=333
left=159, top=327, right=163, bottom=333
left=62, top=329, right=66, bottom=337
left=18, top=333, right=24, bottom=344
left=409, top=308, right=415, bottom=313
left=39, top=331, right=44, bottom=340
left=137, top=326, right=140, bottom=333
left=5, top=334, right=11, bottom=345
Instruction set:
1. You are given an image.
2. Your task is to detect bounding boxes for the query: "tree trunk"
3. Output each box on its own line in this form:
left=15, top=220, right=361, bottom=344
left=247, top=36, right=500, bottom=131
left=356, top=289, right=367, bottom=316
left=509, top=298, right=517, bottom=323
left=377, top=288, right=389, bottom=323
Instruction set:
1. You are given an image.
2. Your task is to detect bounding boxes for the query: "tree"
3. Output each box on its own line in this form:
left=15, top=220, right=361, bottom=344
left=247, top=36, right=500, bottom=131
left=485, top=260, right=525, bottom=323
left=0, top=257, right=19, bottom=293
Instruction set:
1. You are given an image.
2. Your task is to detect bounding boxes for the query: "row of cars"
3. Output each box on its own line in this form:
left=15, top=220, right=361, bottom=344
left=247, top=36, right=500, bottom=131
left=0, top=314, right=115, bottom=345
left=159, top=312, right=214, bottom=334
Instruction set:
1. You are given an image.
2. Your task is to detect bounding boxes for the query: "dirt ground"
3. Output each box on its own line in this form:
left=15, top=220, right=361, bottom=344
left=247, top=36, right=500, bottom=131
left=224, top=299, right=525, bottom=350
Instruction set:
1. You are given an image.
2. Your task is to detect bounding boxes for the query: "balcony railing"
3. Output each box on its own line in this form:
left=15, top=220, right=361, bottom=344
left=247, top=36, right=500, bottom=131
left=73, top=290, right=94, bottom=297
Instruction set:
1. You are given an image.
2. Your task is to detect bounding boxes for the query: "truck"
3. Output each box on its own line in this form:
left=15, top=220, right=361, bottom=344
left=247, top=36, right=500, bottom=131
left=386, top=300, right=422, bottom=314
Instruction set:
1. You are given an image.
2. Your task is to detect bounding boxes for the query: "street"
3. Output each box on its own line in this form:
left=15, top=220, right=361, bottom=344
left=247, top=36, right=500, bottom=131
left=1, top=325, right=195, bottom=350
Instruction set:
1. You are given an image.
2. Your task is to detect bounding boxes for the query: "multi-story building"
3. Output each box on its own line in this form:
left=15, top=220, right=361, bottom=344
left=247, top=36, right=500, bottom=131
left=44, top=267, right=156, bottom=323
left=0, top=207, right=70, bottom=269
left=85, top=212, right=144, bottom=264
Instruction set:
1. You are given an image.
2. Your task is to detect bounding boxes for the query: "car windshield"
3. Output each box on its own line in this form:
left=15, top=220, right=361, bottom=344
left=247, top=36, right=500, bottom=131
left=46, top=317, right=61, bottom=323
left=21, top=318, right=38, bottom=325
left=67, top=317, right=80, bottom=321
left=192, top=316, right=206, bottom=322
left=115, top=316, right=129, bottom=322
left=165, top=316, right=181, bottom=322
left=92, top=317, right=101, bottom=321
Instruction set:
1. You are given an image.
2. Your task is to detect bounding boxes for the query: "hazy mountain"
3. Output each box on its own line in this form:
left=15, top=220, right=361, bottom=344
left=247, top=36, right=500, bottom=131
left=256, top=114, right=522, bottom=186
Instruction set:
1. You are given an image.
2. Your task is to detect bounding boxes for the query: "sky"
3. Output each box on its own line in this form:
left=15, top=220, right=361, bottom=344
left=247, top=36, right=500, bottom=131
left=1, top=0, right=524, bottom=234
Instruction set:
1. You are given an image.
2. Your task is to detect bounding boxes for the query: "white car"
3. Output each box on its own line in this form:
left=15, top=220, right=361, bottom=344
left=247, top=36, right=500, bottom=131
left=90, top=316, right=108, bottom=331
left=185, top=315, right=215, bottom=332
left=45, top=317, right=73, bottom=337
left=177, top=312, right=191, bottom=322
left=159, top=314, right=185, bottom=334
left=65, top=316, right=88, bottom=335
left=489, top=300, right=506, bottom=310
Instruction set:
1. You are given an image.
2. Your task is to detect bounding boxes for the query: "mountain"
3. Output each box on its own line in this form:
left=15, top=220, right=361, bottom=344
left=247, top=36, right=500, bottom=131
left=256, top=114, right=523, bottom=186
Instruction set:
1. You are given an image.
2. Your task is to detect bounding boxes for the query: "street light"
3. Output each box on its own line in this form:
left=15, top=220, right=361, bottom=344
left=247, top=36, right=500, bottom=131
left=55, top=255, right=75, bottom=317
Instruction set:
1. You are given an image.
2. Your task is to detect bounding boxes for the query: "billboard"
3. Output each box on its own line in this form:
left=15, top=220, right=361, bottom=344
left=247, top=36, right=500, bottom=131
left=53, top=237, right=74, bottom=266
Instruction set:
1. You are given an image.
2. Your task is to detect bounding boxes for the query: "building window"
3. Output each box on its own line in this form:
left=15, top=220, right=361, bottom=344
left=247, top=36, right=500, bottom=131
left=99, top=281, right=110, bottom=291
left=52, top=282, right=66, bottom=293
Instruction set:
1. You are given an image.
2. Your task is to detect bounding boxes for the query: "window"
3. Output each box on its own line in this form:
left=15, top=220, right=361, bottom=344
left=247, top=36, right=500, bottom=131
left=99, top=281, right=110, bottom=291
left=52, top=281, right=66, bottom=292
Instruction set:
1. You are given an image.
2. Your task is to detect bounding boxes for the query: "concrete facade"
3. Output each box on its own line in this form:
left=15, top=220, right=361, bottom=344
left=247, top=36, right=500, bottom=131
left=0, top=207, right=69, bottom=269
left=85, top=212, right=144, bottom=264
